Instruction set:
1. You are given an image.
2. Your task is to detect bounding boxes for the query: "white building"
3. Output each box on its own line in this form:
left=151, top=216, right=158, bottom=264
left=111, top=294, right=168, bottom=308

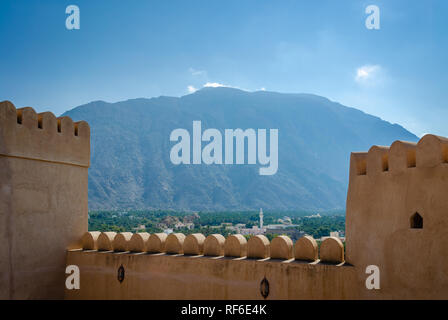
left=239, top=226, right=266, bottom=236
left=239, top=208, right=266, bottom=235
left=321, top=231, right=345, bottom=242
left=330, top=231, right=339, bottom=238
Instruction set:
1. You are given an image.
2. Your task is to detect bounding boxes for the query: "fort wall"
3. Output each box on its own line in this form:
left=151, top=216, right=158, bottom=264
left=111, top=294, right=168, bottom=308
left=3, top=100, right=448, bottom=299
left=66, top=233, right=355, bottom=300
left=346, top=135, right=448, bottom=299
left=66, top=133, right=448, bottom=299
left=0, top=101, right=89, bottom=299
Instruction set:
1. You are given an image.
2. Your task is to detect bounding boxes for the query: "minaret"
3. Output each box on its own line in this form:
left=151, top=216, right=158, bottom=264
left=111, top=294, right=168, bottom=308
left=259, top=208, right=264, bottom=229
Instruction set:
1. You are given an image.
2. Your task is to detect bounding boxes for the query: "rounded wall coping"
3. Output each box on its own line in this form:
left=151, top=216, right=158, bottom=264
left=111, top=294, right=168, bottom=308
left=319, top=236, right=344, bottom=263
left=247, top=235, right=270, bottom=259
left=294, top=235, right=318, bottom=261
left=113, top=232, right=133, bottom=252
left=270, top=235, right=293, bottom=260
left=147, top=233, right=168, bottom=253
left=128, top=232, right=150, bottom=252
left=97, top=232, right=117, bottom=251
left=390, top=140, right=417, bottom=147
left=204, top=234, right=226, bottom=256
left=224, top=234, right=247, bottom=258
left=417, top=134, right=448, bottom=145
left=183, top=233, right=206, bottom=255
left=81, top=231, right=101, bottom=250
left=17, top=107, right=38, bottom=129
left=79, top=231, right=350, bottom=267
left=389, top=140, right=417, bottom=172
left=165, top=233, right=186, bottom=254
left=367, top=145, right=390, bottom=175
left=416, top=134, right=448, bottom=167
left=367, top=145, right=390, bottom=152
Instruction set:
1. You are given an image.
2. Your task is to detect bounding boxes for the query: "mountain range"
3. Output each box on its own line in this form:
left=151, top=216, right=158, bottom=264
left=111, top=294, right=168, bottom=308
left=63, top=87, right=418, bottom=211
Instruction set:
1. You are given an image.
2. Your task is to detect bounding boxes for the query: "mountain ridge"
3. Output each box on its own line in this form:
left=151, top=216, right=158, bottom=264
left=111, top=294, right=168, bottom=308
left=63, top=87, right=418, bottom=211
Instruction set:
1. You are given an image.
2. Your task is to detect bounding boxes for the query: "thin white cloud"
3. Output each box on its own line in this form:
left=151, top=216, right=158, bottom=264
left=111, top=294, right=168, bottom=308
left=189, top=68, right=206, bottom=76
left=355, top=65, right=381, bottom=83
left=187, top=85, right=197, bottom=93
left=203, top=82, right=227, bottom=88
left=202, top=82, right=261, bottom=92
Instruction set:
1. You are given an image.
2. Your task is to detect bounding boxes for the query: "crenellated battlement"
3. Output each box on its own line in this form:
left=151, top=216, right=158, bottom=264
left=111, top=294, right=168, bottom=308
left=0, top=101, right=90, bottom=167
left=79, top=231, right=345, bottom=264
left=67, top=231, right=352, bottom=299
left=349, top=134, right=448, bottom=179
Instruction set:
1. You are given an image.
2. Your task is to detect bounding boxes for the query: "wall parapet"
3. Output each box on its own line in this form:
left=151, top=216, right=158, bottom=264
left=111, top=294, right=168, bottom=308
left=68, top=232, right=352, bottom=299
left=0, top=101, right=90, bottom=167
left=80, top=231, right=345, bottom=265
left=350, top=135, right=448, bottom=179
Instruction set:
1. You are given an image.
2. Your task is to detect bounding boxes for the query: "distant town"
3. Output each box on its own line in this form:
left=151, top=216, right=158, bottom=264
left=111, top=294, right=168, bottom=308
left=88, top=209, right=345, bottom=243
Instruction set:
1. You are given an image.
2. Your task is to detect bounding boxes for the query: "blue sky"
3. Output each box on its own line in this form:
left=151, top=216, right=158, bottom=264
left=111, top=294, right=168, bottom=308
left=0, top=0, right=447, bottom=137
